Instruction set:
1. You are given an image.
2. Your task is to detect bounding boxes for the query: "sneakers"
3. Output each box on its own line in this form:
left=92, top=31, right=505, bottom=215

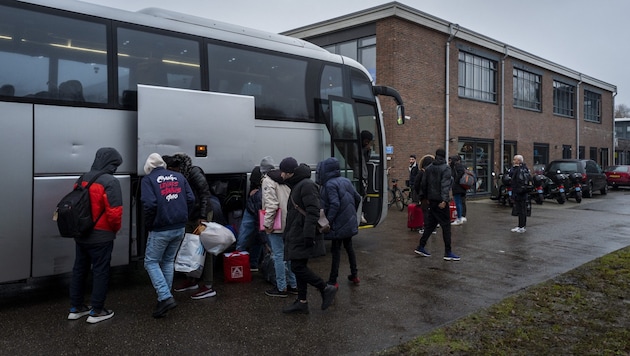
left=414, top=247, right=431, bottom=257
left=461, top=217, right=467, bottom=223
left=320, top=284, right=337, bottom=310
left=327, top=282, right=340, bottom=289
left=452, top=219, right=463, bottom=226
left=511, top=227, right=526, bottom=233
left=191, top=285, right=217, bottom=300
left=443, top=252, right=461, bottom=261
left=86, top=309, right=114, bottom=323
left=265, top=287, right=288, bottom=298
left=360, top=213, right=368, bottom=224
left=68, top=305, right=91, bottom=320
left=282, top=299, right=309, bottom=314
left=287, top=286, right=299, bottom=295
left=152, top=297, right=177, bottom=318
left=347, top=275, right=360, bottom=285
left=174, top=278, right=199, bottom=292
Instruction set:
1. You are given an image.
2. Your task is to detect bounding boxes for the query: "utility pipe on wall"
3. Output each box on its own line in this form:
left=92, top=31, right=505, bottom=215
left=445, top=23, right=459, bottom=155
left=500, top=45, right=509, bottom=174
left=576, top=74, right=582, bottom=159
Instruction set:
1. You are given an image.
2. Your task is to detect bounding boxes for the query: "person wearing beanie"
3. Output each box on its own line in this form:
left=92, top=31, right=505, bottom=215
left=279, top=157, right=298, bottom=174
left=232, top=165, right=267, bottom=276
left=141, top=153, right=195, bottom=318
left=262, top=156, right=298, bottom=297
left=281, top=162, right=337, bottom=314
left=260, top=156, right=275, bottom=174
left=414, top=148, right=460, bottom=261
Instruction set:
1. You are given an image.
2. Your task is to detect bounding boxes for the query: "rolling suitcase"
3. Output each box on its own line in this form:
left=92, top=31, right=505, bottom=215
left=407, top=203, right=424, bottom=230
left=450, top=200, right=458, bottom=222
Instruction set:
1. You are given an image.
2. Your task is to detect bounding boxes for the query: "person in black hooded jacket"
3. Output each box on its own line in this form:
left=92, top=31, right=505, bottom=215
left=68, top=147, right=123, bottom=324
left=279, top=158, right=337, bottom=314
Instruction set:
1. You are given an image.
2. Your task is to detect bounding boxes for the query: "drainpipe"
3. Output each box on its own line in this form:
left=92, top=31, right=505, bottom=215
left=576, top=74, right=582, bottom=159
left=445, top=23, right=459, bottom=154
left=612, top=91, right=618, bottom=164
left=500, top=45, right=509, bottom=174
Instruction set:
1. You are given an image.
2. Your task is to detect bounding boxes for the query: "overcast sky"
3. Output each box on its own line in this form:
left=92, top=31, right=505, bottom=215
left=77, top=0, right=628, bottom=107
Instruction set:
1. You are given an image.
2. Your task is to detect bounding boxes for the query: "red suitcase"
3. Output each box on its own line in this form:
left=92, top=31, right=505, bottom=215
left=407, top=203, right=424, bottom=230
left=450, top=200, right=458, bottom=222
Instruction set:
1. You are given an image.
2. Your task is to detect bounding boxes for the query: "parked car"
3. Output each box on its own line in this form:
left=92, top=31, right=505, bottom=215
left=604, top=165, right=630, bottom=189
left=545, top=159, right=608, bottom=198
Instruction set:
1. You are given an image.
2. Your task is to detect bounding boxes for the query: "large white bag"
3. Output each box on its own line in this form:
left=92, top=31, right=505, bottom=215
left=174, top=231, right=206, bottom=278
left=200, top=222, right=236, bottom=256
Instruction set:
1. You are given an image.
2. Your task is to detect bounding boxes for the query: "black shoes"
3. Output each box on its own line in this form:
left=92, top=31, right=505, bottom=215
left=282, top=299, right=309, bottom=314
left=152, top=297, right=177, bottom=318
left=320, top=284, right=337, bottom=310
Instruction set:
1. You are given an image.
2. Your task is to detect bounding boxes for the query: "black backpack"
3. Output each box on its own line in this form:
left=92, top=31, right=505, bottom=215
left=55, top=172, right=106, bottom=238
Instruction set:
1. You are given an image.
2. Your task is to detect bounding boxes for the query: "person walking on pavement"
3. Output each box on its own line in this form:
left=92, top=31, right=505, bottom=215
left=316, top=157, right=362, bottom=288
left=449, top=155, right=468, bottom=226
left=67, top=147, right=123, bottom=324
left=508, top=154, right=532, bottom=233
left=261, top=156, right=298, bottom=298
left=414, top=148, right=460, bottom=261
left=279, top=158, right=337, bottom=314
left=412, top=154, right=434, bottom=235
left=141, top=153, right=195, bottom=318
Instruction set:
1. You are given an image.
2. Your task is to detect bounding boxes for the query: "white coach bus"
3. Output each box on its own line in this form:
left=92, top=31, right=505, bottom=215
left=0, top=0, right=404, bottom=284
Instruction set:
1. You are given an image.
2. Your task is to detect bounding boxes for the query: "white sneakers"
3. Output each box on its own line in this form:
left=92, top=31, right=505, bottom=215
left=452, top=217, right=467, bottom=225
left=511, top=227, right=526, bottom=233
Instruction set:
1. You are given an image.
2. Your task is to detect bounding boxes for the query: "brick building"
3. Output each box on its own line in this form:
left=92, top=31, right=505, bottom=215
left=283, top=2, right=616, bottom=196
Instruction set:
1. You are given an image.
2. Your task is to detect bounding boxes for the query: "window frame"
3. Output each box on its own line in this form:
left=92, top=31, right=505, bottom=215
left=457, top=51, right=497, bottom=103
left=513, top=67, right=541, bottom=111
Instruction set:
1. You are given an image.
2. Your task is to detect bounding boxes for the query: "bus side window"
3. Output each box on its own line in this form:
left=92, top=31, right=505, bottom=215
left=58, top=80, right=85, bottom=102
left=0, top=84, right=15, bottom=97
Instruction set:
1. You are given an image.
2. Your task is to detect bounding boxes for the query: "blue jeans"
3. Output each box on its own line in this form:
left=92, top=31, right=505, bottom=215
left=235, top=209, right=264, bottom=268
left=70, top=241, right=114, bottom=311
left=267, top=233, right=296, bottom=291
left=453, top=194, right=464, bottom=219
left=144, top=227, right=185, bottom=302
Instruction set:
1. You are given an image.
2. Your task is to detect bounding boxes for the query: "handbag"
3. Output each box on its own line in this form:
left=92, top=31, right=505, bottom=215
left=259, top=208, right=282, bottom=231
left=199, top=222, right=236, bottom=256
left=291, top=196, right=330, bottom=234
left=175, top=225, right=206, bottom=278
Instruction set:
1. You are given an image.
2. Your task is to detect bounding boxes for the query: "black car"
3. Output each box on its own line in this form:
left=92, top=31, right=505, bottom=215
left=545, top=159, right=608, bottom=198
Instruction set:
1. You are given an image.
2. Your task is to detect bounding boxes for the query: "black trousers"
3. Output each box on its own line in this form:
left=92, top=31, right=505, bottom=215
left=417, top=200, right=452, bottom=254
left=514, top=194, right=528, bottom=228
left=290, top=258, right=326, bottom=301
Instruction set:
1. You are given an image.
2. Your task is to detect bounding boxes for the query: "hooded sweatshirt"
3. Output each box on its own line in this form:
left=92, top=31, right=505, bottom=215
left=75, top=147, right=123, bottom=244
left=141, top=154, right=195, bottom=232
left=316, top=157, right=361, bottom=239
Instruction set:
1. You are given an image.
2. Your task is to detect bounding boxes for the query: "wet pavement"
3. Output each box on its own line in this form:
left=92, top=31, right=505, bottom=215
left=1, top=189, right=629, bottom=355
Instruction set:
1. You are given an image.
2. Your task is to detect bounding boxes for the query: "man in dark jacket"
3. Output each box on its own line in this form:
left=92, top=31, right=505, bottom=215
left=68, top=147, right=123, bottom=324
left=508, top=154, right=531, bottom=233
left=280, top=158, right=337, bottom=314
left=414, top=149, right=460, bottom=261
left=141, top=153, right=195, bottom=318
left=316, top=157, right=362, bottom=287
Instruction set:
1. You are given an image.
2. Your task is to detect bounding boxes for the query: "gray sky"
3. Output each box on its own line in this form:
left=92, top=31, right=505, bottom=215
left=77, top=0, right=628, bottom=107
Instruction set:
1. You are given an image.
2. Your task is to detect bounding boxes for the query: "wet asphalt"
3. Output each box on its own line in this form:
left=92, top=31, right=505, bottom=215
left=1, top=189, right=629, bottom=355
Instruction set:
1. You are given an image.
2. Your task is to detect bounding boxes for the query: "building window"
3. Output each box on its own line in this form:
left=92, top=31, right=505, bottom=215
left=589, top=147, right=597, bottom=161
left=553, top=80, right=575, bottom=117
left=323, top=36, right=376, bottom=82
left=533, top=143, right=549, bottom=165
left=562, top=145, right=572, bottom=159
left=513, top=68, right=541, bottom=111
left=458, top=52, right=497, bottom=102
left=578, top=146, right=585, bottom=159
left=584, top=90, right=601, bottom=123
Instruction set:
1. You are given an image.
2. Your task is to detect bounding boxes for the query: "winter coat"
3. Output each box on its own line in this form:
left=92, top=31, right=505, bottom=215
left=421, top=156, right=452, bottom=203
left=283, top=163, right=323, bottom=260
left=409, top=163, right=419, bottom=187
left=509, top=163, right=532, bottom=199
left=450, top=161, right=467, bottom=195
left=141, top=167, right=195, bottom=232
left=316, top=157, right=361, bottom=240
left=75, top=147, right=123, bottom=244
left=261, top=169, right=290, bottom=233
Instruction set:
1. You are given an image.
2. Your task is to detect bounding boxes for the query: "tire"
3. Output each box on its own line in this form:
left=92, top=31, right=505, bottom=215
left=600, top=184, right=608, bottom=195
left=535, top=194, right=544, bottom=205
left=583, top=183, right=593, bottom=198
left=394, top=189, right=404, bottom=211
left=557, top=192, right=566, bottom=204
left=575, top=191, right=582, bottom=203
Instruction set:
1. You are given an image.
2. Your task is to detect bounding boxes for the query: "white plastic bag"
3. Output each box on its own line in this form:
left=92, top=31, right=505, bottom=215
left=200, top=222, right=236, bottom=256
left=175, top=231, right=206, bottom=278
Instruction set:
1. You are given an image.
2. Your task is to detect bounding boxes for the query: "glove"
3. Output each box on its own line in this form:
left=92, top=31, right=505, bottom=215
left=304, top=237, right=316, bottom=247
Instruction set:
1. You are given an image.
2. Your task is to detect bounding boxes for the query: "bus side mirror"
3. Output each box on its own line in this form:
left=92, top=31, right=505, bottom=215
left=396, top=105, right=405, bottom=125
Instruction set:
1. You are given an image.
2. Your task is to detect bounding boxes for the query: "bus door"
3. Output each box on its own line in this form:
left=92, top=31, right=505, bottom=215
left=328, top=96, right=383, bottom=227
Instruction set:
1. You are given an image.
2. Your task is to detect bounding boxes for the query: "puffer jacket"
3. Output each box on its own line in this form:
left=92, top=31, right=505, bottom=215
left=283, top=163, right=322, bottom=260
left=450, top=162, right=467, bottom=195
left=261, top=169, right=290, bottom=233
left=75, top=147, right=123, bottom=244
left=421, top=156, right=452, bottom=202
left=316, top=157, right=361, bottom=239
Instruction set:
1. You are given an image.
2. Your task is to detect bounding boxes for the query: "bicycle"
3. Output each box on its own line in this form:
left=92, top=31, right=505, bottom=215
left=388, top=178, right=412, bottom=211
